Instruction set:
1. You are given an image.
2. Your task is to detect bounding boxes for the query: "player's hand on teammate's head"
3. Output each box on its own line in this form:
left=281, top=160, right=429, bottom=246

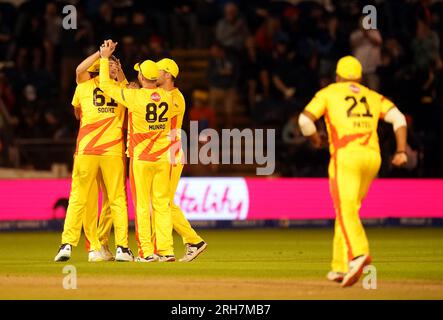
left=392, top=152, right=408, bottom=167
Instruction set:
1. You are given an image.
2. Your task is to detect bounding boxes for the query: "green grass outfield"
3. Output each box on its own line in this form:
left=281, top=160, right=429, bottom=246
left=0, top=228, right=442, bottom=299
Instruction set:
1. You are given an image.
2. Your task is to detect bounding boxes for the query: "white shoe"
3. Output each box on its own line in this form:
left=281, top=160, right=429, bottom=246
left=341, top=255, right=372, bottom=287
left=54, top=244, right=72, bottom=262
left=326, top=271, right=345, bottom=283
left=179, top=241, right=207, bottom=262
left=88, top=250, right=104, bottom=262
left=115, top=246, right=134, bottom=262
left=135, top=255, right=159, bottom=263
left=158, top=255, right=176, bottom=262
left=100, top=245, right=115, bottom=261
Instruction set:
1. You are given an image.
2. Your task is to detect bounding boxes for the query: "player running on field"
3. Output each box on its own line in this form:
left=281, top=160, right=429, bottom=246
left=299, top=56, right=408, bottom=287
left=98, top=59, right=208, bottom=262
left=99, top=40, right=178, bottom=262
left=54, top=45, right=133, bottom=263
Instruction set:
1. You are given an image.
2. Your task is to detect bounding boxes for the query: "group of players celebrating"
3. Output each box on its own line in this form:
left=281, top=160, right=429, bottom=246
left=54, top=38, right=409, bottom=288
left=54, top=40, right=207, bottom=263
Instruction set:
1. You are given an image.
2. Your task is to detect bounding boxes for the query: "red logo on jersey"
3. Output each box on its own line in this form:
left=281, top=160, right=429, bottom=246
left=349, top=84, right=360, bottom=93
left=151, top=92, right=161, bottom=102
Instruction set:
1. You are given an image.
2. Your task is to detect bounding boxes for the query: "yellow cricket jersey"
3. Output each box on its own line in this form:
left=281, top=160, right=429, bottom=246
left=170, top=88, right=186, bottom=165
left=99, top=58, right=180, bottom=162
left=304, top=82, right=396, bottom=154
left=72, top=77, right=127, bottom=157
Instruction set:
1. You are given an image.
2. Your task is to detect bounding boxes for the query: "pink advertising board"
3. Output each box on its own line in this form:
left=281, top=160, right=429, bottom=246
left=0, top=178, right=442, bottom=221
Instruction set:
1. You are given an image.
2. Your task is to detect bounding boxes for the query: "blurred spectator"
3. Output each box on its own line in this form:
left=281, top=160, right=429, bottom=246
left=144, top=35, right=168, bottom=62
left=119, top=36, right=138, bottom=79
left=132, top=10, right=151, bottom=45
left=411, top=18, right=441, bottom=73
left=189, top=89, right=217, bottom=132
left=0, top=71, right=18, bottom=166
left=0, top=72, right=15, bottom=113
left=270, top=34, right=297, bottom=101
left=207, top=43, right=239, bottom=128
left=242, top=36, right=270, bottom=109
left=350, top=17, right=382, bottom=90
left=60, top=6, right=94, bottom=100
left=29, top=47, right=56, bottom=99
left=0, top=3, right=14, bottom=60
left=94, top=2, right=114, bottom=43
left=15, top=84, right=41, bottom=138
left=193, top=0, right=220, bottom=48
left=215, top=2, right=249, bottom=52
left=188, top=89, right=218, bottom=175
left=43, top=1, right=62, bottom=73
left=255, top=16, right=281, bottom=54
left=112, top=12, right=130, bottom=45
left=171, top=1, right=199, bottom=49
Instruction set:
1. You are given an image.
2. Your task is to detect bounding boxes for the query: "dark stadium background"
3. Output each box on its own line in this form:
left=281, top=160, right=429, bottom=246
left=0, top=0, right=442, bottom=178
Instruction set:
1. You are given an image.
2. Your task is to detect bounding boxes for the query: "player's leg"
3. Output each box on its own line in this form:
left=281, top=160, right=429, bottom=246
left=81, top=176, right=102, bottom=253
left=95, top=171, right=114, bottom=260
left=56, top=155, right=99, bottom=261
left=152, top=162, right=174, bottom=260
left=331, top=220, right=348, bottom=274
left=358, top=151, right=381, bottom=205
left=130, top=159, right=156, bottom=261
left=328, top=160, right=349, bottom=281
left=170, top=163, right=207, bottom=262
left=332, top=149, right=372, bottom=287
left=100, top=156, right=132, bottom=261
left=97, top=178, right=112, bottom=246
left=170, top=164, right=203, bottom=244
left=331, top=150, right=368, bottom=260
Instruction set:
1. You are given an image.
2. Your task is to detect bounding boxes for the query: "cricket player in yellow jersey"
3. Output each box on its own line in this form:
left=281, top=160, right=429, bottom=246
left=154, top=58, right=207, bottom=261
left=54, top=49, right=133, bottom=263
left=99, top=40, right=178, bottom=262
left=299, top=56, right=408, bottom=287
left=96, top=58, right=207, bottom=262
left=74, top=48, right=132, bottom=262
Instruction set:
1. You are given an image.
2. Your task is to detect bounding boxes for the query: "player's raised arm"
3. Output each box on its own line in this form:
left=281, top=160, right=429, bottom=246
left=75, top=50, right=101, bottom=84
left=99, top=41, right=138, bottom=110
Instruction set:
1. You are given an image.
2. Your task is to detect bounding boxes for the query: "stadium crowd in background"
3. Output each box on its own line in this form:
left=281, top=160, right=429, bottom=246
left=0, top=0, right=442, bottom=177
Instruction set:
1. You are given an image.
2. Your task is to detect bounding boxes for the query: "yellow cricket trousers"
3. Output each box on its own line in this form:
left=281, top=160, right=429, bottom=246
left=61, top=155, right=129, bottom=250
left=329, top=147, right=381, bottom=273
left=169, top=163, right=203, bottom=245
left=99, top=163, right=203, bottom=247
left=129, top=158, right=173, bottom=257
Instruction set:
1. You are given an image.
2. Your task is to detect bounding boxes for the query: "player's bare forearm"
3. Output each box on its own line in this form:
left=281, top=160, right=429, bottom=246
left=394, top=126, right=407, bottom=153
left=74, top=107, right=81, bottom=120
left=99, top=56, right=136, bottom=109
left=76, top=50, right=100, bottom=84
left=99, top=57, right=122, bottom=104
left=392, top=126, right=408, bottom=167
left=308, top=132, right=322, bottom=149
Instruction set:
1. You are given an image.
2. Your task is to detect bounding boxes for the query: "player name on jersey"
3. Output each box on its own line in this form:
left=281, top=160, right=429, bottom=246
left=97, top=107, right=115, bottom=113
left=149, top=124, right=166, bottom=130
